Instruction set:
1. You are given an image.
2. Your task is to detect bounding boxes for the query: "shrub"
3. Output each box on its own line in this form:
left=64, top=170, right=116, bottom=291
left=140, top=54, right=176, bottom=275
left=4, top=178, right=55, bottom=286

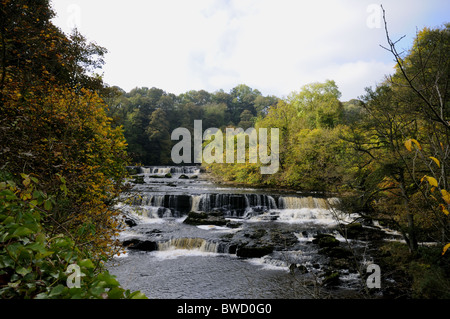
left=0, top=175, right=146, bottom=299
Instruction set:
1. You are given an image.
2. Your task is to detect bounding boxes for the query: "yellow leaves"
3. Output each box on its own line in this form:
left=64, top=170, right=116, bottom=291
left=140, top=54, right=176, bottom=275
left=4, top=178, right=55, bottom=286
left=429, top=156, right=440, bottom=167
left=441, top=189, right=450, bottom=204
left=439, top=204, right=449, bottom=216
left=443, top=243, right=450, bottom=256
left=421, top=175, right=438, bottom=187
left=404, top=139, right=412, bottom=151
left=404, top=138, right=421, bottom=151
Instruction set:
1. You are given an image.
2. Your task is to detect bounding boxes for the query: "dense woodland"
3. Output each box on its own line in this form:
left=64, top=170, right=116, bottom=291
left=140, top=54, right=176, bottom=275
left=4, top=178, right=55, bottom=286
left=0, top=0, right=449, bottom=298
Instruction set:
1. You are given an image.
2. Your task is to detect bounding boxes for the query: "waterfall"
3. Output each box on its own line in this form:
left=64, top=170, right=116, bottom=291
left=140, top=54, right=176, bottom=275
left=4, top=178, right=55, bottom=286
left=278, top=196, right=331, bottom=210
left=140, top=167, right=151, bottom=174
left=190, top=194, right=203, bottom=212
left=188, top=193, right=277, bottom=217
left=157, top=238, right=219, bottom=253
left=129, top=191, right=343, bottom=222
left=151, top=167, right=171, bottom=174
left=138, top=166, right=201, bottom=175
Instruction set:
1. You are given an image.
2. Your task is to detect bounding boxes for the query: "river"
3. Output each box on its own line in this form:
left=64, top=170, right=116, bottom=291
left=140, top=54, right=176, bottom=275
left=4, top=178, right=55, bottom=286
left=106, top=166, right=387, bottom=299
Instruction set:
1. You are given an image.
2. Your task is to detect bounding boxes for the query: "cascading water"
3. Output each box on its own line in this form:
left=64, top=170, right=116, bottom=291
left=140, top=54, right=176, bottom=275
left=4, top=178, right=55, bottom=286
left=109, top=165, right=378, bottom=299
left=157, top=238, right=220, bottom=253
left=129, top=191, right=343, bottom=223
left=139, top=166, right=201, bottom=175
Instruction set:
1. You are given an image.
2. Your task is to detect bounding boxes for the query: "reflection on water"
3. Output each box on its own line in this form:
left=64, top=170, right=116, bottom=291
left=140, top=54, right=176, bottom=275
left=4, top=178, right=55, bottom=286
left=108, top=250, right=310, bottom=299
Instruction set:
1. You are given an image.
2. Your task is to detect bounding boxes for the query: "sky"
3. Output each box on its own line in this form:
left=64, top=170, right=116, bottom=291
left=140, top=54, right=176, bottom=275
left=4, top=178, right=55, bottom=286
left=50, top=0, right=449, bottom=101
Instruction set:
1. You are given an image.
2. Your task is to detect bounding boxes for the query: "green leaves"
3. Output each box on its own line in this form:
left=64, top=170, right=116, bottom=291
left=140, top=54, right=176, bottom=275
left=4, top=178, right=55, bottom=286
left=0, top=175, right=147, bottom=299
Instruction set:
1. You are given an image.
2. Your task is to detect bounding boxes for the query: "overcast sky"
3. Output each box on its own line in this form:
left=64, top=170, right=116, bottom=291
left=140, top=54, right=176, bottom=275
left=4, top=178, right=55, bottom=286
left=51, top=0, right=449, bottom=101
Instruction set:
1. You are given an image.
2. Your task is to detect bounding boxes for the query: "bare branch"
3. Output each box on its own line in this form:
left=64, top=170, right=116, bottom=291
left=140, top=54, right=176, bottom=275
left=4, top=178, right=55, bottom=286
left=380, top=5, right=450, bottom=129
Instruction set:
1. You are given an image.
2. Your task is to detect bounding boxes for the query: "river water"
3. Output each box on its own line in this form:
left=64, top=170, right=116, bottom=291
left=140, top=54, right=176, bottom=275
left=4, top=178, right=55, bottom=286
left=106, top=166, right=374, bottom=299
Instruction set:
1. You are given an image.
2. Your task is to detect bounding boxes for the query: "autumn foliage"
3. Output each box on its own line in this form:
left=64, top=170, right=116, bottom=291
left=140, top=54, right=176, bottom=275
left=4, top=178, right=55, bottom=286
left=0, top=1, right=129, bottom=261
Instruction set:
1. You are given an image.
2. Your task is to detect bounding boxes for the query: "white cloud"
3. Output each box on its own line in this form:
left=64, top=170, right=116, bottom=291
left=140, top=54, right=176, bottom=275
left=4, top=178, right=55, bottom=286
left=50, top=0, right=449, bottom=100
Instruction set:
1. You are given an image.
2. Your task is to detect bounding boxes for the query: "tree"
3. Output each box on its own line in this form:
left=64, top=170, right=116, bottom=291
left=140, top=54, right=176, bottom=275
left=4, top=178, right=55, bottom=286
left=146, top=108, right=171, bottom=164
left=238, top=109, right=254, bottom=130
left=229, top=84, right=261, bottom=125
left=379, top=11, right=450, bottom=253
left=0, top=0, right=129, bottom=258
left=203, top=103, right=227, bottom=129
left=288, top=80, right=343, bottom=129
left=340, top=15, right=450, bottom=253
left=254, top=95, right=280, bottom=117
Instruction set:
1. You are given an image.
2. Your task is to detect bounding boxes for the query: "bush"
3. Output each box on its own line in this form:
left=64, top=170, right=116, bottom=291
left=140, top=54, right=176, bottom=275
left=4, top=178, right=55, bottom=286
left=0, top=175, right=146, bottom=299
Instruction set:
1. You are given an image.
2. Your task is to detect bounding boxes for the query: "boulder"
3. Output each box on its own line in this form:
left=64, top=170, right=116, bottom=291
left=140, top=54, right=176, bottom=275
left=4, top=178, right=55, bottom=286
left=289, top=264, right=309, bottom=274
left=236, top=245, right=274, bottom=258
left=312, top=233, right=340, bottom=248
left=322, top=271, right=340, bottom=287
left=131, top=175, right=145, bottom=184
left=183, top=211, right=227, bottom=226
left=319, top=246, right=352, bottom=259
left=338, top=222, right=386, bottom=241
left=121, top=212, right=140, bottom=228
left=225, top=221, right=242, bottom=229
left=329, top=258, right=356, bottom=271
left=122, top=238, right=158, bottom=251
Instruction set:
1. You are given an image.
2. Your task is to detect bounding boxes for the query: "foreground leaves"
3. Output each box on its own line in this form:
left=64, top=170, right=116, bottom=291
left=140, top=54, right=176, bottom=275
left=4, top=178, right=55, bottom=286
left=0, top=176, right=146, bottom=299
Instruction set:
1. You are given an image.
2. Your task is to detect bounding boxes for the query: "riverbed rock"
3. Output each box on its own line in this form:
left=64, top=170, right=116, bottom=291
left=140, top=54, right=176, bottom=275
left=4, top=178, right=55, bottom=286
left=319, top=246, right=353, bottom=259
left=322, top=271, right=340, bottom=287
left=225, top=221, right=242, bottom=229
left=183, top=211, right=227, bottom=226
left=329, top=258, right=356, bottom=271
left=289, top=264, right=309, bottom=274
left=121, top=212, right=140, bottom=228
left=270, top=230, right=299, bottom=249
left=122, top=238, right=158, bottom=251
left=312, top=233, right=340, bottom=248
left=131, top=175, right=145, bottom=184
left=236, top=245, right=274, bottom=258
left=337, top=222, right=386, bottom=241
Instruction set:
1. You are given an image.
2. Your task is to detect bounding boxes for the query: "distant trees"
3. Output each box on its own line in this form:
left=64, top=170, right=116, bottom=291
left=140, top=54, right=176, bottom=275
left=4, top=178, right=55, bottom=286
left=205, top=79, right=351, bottom=191
left=106, top=84, right=279, bottom=165
left=288, top=80, right=343, bottom=129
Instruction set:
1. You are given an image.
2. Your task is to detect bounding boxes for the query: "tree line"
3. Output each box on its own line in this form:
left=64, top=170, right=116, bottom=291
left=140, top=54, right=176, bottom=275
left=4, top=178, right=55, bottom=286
left=105, top=84, right=279, bottom=165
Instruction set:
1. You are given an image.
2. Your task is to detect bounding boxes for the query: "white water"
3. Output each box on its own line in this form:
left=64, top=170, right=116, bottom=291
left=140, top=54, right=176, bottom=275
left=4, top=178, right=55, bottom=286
left=109, top=166, right=370, bottom=299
